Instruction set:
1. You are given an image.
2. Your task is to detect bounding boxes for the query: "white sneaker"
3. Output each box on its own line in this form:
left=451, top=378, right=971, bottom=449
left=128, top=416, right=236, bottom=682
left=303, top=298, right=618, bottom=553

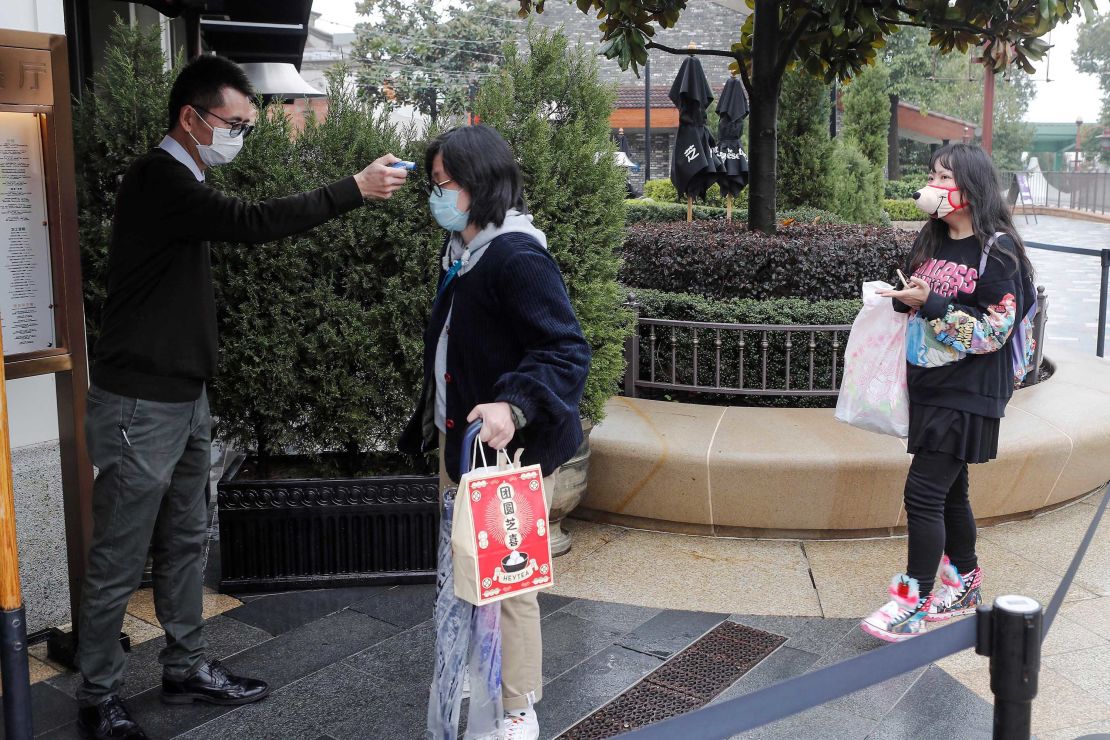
left=465, top=705, right=540, bottom=740
left=504, top=706, right=539, bottom=740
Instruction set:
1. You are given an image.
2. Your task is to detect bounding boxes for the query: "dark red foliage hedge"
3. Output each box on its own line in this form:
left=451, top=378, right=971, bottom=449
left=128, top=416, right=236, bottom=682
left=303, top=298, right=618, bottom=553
left=620, top=221, right=916, bottom=301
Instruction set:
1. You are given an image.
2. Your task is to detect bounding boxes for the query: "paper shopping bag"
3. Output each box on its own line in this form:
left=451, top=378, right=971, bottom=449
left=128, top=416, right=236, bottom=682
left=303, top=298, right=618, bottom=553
left=451, top=449, right=554, bottom=606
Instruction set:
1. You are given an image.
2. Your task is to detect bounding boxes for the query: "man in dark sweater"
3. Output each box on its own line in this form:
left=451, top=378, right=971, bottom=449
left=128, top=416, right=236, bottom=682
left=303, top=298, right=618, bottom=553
left=76, top=55, right=407, bottom=740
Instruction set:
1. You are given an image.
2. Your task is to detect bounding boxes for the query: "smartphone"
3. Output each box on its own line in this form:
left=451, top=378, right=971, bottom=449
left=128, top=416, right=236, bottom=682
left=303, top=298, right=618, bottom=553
left=895, top=268, right=911, bottom=289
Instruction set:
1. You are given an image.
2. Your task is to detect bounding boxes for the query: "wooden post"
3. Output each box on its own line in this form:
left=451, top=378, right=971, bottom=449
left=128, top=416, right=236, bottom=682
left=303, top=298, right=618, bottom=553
left=727, top=194, right=734, bottom=222
left=0, top=322, right=34, bottom=739
left=687, top=195, right=693, bottom=222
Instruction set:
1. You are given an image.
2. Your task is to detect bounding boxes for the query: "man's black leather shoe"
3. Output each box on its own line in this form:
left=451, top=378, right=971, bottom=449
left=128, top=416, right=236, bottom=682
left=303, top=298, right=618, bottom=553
left=161, top=659, right=270, bottom=706
left=77, top=696, right=149, bottom=739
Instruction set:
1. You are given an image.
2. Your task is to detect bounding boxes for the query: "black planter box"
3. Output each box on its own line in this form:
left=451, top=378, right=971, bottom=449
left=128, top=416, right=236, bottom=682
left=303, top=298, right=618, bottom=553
left=217, top=454, right=439, bottom=593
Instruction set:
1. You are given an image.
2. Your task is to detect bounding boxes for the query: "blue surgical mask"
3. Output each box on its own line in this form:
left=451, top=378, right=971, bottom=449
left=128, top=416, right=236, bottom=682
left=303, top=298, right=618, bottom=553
left=429, top=188, right=470, bottom=232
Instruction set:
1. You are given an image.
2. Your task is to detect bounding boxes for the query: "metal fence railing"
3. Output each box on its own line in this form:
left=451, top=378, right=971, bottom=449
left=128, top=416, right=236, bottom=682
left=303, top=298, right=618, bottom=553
left=1025, top=242, right=1110, bottom=357
left=1002, top=171, right=1110, bottom=216
left=623, top=286, right=1051, bottom=398
left=623, top=316, right=852, bottom=398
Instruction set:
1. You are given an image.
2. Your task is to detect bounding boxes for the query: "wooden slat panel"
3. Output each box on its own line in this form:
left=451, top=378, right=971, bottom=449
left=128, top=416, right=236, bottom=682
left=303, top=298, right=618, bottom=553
left=610, top=108, right=679, bottom=129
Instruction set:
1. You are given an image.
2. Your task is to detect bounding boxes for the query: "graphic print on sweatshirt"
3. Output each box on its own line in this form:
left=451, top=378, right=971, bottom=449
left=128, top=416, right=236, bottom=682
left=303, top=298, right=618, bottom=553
left=914, top=258, right=977, bottom=298
left=907, top=258, right=1019, bottom=367
left=930, top=293, right=1018, bottom=354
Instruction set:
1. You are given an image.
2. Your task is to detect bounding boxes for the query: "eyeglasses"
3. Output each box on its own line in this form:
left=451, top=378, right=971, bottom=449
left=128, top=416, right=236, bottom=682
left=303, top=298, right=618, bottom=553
left=193, top=106, right=255, bottom=138
left=423, top=178, right=454, bottom=197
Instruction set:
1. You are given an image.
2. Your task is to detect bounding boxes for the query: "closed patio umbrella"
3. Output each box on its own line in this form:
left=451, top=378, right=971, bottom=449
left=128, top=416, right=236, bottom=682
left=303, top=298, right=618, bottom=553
left=669, top=55, right=725, bottom=220
left=716, top=76, right=750, bottom=220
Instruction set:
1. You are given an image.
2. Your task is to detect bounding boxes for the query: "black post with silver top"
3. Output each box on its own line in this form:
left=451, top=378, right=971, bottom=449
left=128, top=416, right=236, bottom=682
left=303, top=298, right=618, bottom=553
left=976, top=594, right=1043, bottom=740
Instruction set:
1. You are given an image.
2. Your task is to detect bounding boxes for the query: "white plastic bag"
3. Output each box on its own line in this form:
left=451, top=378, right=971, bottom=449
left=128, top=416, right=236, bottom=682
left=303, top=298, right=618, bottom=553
left=834, top=281, right=910, bottom=438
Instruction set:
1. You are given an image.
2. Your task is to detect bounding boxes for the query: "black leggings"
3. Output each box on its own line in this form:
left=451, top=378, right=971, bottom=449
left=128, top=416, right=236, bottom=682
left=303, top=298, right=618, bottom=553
left=903, top=449, right=979, bottom=596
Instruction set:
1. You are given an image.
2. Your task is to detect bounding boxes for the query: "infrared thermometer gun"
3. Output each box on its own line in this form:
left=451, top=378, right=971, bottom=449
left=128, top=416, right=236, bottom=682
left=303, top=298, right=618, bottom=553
left=390, top=161, right=417, bottom=170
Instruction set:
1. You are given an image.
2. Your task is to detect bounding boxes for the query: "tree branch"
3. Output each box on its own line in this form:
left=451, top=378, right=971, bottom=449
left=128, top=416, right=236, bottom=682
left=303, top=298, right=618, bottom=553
left=878, top=16, right=989, bottom=36
left=738, top=62, right=754, bottom=99
left=645, top=40, right=742, bottom=61
left=860, top=0, right=914, bottom=16
left=773, top=10, right=819, bottom=83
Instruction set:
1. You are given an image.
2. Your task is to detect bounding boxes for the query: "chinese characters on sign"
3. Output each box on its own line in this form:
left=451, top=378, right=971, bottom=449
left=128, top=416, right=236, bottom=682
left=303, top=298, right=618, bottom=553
left=1, top=111, right=55, bottom=355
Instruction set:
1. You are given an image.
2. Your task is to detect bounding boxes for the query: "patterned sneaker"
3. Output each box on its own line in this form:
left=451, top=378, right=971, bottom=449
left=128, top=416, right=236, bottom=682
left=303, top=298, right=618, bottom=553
left=860, top=575, right=931, bottom=643
left=927, top=556, right=982, bottom=622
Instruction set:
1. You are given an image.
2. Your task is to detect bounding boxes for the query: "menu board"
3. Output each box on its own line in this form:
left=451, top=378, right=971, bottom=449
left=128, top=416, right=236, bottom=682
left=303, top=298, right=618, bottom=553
left=1, top=111, right=54, bottom=356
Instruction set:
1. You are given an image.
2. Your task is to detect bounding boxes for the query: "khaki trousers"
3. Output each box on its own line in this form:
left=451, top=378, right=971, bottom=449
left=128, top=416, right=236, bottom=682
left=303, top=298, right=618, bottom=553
left=439, top=435, right=543, bottom=710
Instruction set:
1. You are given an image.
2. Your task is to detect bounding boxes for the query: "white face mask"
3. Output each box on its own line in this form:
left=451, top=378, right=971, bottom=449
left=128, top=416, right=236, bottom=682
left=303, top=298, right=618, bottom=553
left=188, top=106, right=244, bottom=166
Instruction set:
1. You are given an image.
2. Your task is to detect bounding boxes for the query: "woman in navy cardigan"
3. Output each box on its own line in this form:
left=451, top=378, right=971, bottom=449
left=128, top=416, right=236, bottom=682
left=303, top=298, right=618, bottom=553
left=400, top=125, right=591, bottom=740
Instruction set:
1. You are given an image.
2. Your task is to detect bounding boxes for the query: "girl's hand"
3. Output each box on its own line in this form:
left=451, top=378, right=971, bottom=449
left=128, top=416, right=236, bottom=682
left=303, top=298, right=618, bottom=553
left=878, top=277, right=930, bottom=309
left=468, top=402, right=516, bottom=450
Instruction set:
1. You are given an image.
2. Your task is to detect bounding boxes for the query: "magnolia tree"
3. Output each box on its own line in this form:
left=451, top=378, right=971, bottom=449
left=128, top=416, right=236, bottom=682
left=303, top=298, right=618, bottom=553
left=354, top=0, right=515, bottom=124
left=516, top=0, right=1097, bottom=233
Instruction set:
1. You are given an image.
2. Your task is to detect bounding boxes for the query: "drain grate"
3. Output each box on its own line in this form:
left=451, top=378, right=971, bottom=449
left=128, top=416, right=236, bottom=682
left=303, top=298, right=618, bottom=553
left=560, top=682, right=703, bottom=739
left=559, top=621, right=786, bottom=739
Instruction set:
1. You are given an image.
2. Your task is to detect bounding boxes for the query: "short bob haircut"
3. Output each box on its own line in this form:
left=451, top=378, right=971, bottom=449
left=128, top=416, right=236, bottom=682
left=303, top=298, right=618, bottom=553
left=167, top=54, right=254, bottom=133
left=424, top=125, right=525, bottom=229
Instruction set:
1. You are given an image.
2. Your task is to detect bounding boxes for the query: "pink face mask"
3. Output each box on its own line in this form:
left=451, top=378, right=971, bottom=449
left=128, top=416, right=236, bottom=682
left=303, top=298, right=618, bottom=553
left=913, top=184, right=967, bottom=219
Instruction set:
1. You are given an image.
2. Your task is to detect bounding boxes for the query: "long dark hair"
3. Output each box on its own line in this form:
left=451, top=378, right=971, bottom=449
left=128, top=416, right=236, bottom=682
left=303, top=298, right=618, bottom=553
left=424, top=125, right=526, bottom=229
left=908, top=143, right=1033, bottom=279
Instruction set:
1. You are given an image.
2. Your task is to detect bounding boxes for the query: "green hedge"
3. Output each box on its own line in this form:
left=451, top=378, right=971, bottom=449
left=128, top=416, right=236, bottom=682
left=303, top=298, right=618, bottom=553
left=884, top=177, right=921, bottom=199
left=621, top=221, right=913, bottom=301
left=774, top=207, right=848, bottom=225
left=624, top=200, right=845, bottom=226
left=628, top=288, right=860, bottom=408
left=642, top=177, right=742, bottom=208
left=642, top=178, right=679, bottom=202
left=625, top=200, right=729, bottom=223
left=883, top=198, right=924, bottom=221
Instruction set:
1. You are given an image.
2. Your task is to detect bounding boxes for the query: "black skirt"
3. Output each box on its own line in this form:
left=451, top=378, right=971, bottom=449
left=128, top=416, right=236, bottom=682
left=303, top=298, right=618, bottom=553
left=907, top=404, right=1000, bottom=464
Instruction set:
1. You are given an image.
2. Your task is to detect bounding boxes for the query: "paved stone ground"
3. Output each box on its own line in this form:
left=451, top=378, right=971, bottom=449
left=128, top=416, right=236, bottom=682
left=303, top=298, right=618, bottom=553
left=13, top=485, right=1109, bottom=739
left=1016, top=216, right=1110, bottom=356
left=4, top=584, right=996, bottom=739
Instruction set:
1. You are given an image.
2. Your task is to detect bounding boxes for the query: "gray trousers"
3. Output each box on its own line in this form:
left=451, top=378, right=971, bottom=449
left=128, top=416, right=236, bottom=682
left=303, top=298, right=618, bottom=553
left=76, top=384, right=212, bottom=705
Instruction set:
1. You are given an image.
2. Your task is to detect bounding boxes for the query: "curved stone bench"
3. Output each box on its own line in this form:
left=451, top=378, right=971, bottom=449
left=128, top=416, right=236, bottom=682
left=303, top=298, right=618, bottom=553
left=577, top=350, right=1110, bottom=538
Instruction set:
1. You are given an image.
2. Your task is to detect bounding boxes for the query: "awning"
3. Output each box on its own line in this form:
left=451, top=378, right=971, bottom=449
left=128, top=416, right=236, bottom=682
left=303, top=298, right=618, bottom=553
left=239, top=62, right=324, bottom=99
left=199, top=0, right=314, bottom=69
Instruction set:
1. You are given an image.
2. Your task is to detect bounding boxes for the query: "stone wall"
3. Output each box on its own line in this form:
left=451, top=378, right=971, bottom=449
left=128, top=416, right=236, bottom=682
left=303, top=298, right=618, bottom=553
left=12, top=442, right=71, bottom=633
left=624, top=131, right=674, bottom=186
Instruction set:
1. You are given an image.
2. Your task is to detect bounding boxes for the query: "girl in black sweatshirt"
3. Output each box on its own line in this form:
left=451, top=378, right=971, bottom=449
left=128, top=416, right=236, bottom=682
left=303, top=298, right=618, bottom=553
left=860, top=144, right=1037, bottom=642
